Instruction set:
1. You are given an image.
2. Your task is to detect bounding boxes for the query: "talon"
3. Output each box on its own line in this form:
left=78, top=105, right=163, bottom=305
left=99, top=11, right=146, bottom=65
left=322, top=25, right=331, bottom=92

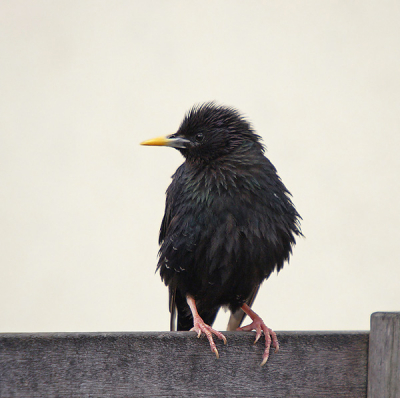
left=239, top=303, right=278, bottom=366
left=260, top=354, right=269, bottom=367
left=213, top=348, right=219, bottom=359
left=190, top=320, right=225, bottom=359
left=254, top=328, right=262, bottom=344
left=187, top=295, right=226, bottom=359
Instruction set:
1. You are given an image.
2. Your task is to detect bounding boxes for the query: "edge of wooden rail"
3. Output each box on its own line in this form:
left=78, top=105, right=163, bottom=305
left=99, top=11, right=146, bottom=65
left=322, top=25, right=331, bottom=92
left=1, top=330, right=369, bottom=397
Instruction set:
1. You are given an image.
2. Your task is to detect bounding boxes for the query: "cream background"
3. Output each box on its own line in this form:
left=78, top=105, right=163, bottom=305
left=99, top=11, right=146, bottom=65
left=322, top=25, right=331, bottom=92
left=1, top=1, right=399, bottom=333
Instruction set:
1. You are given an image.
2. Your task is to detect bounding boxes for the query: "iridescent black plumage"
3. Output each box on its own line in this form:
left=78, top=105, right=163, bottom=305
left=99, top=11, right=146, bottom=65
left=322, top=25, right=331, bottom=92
left=154, top=103, right=302, bottom=332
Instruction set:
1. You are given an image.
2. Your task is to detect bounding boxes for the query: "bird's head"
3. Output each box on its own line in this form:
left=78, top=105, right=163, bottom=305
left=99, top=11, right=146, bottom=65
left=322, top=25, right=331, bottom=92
left=141, top=103, right=263, bottom=162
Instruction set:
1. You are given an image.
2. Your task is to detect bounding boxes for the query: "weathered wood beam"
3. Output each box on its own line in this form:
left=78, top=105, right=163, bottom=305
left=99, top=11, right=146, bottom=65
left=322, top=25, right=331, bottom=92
left=0, top=331, right=368, bottom=397
left=368, top=312, right=400, bottom=398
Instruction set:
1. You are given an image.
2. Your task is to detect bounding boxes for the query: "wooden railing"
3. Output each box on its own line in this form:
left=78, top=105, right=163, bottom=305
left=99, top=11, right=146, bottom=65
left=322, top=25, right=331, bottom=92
left=0, top=312, right=398, bottom=397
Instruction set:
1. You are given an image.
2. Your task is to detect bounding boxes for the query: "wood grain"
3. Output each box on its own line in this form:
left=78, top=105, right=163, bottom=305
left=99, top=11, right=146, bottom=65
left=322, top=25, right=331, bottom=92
left=0, top=331, right=368, bottom=397
left=368, top=312, right=400, bottom=398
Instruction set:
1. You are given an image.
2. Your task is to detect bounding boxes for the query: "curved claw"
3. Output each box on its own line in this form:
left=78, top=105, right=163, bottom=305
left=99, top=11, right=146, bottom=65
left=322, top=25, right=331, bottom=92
left=237, top=304, right=279, bottom=366
left=213, top=347, right=219, bottom=359
left=186, top=295, right=226, bottom=358
left=190, top=317, right=227, bottom=358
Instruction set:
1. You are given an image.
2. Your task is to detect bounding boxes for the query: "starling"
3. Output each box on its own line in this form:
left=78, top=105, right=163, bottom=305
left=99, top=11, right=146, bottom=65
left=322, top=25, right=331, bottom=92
left=141, top=103, right=302, bottom=365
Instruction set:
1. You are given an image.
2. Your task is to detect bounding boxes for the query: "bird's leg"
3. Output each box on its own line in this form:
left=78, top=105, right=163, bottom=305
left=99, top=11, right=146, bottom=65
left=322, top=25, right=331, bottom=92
left=237, top=303, right=279, bottom=366
left=186, top=295, right=227, bottom=358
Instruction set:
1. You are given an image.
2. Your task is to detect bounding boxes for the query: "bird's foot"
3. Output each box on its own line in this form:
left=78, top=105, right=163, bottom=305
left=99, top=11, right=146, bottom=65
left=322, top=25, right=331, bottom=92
left=237, top=303, right=279, bottom=366
left=186, top=295, right=227, bottom=358
left=190, top=315, right=227, bottom=358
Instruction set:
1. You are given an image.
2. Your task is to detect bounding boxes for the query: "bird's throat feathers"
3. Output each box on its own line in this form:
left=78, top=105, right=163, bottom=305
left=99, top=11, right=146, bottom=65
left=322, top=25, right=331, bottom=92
left=176, top=144, right=271, bottom=207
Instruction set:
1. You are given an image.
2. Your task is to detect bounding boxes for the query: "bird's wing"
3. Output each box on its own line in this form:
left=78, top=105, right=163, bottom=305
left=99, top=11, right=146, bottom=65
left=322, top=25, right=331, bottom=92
left=226, top=285, right=260, bottom=331
left=159, top=200, right=171, bottom=245
left=159, top=164, right=185, bottom=245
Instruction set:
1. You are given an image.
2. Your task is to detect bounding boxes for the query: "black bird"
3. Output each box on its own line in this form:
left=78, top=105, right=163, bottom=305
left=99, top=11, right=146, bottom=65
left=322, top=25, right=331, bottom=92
left=141, top=103, right=302, bottom=365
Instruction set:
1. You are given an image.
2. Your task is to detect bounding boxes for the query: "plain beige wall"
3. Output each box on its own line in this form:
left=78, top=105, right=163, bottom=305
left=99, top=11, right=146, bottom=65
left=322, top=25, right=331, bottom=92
left=1, top=1, right=399, bottom=333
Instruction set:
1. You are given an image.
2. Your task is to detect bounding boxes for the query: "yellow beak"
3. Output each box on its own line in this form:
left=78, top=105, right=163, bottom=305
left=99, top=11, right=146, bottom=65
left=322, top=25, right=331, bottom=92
left=140, top=135, right=189, bottom=149
left=140, top=136, right=170, bottom=146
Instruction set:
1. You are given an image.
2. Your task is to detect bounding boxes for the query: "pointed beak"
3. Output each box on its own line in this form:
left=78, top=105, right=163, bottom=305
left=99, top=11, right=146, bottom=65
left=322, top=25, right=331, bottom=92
left=140, top=134, right=190, bottom=149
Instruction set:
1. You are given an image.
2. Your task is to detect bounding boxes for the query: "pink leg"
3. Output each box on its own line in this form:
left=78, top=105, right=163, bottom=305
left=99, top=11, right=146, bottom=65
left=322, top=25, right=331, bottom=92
left=237, top=303, right=279, bottom=366
left=186, top=295, right=227, bottom=358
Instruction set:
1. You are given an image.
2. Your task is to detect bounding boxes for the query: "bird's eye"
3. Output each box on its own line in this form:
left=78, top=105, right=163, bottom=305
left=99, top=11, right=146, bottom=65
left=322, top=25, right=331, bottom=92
left=195, top=133, right=204, bottom=142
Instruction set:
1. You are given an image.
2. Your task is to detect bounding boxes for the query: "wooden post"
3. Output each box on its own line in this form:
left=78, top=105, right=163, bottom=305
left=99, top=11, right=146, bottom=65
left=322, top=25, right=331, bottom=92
left=368, top=312, right=400, bottom=398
